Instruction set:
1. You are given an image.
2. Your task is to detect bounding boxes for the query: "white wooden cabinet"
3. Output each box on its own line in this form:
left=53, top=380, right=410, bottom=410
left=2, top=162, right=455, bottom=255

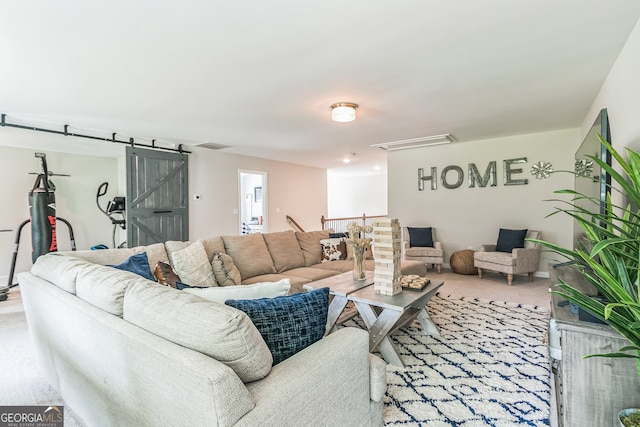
left=550, top=294, right=640, bottom=426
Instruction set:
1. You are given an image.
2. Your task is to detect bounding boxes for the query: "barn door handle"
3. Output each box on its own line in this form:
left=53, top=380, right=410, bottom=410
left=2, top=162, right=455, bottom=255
left=153, top=210, right=173, bottom=214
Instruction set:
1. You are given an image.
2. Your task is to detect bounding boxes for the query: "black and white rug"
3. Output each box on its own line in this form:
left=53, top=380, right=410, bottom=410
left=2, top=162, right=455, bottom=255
left=378, top=294, right=551, bottom=426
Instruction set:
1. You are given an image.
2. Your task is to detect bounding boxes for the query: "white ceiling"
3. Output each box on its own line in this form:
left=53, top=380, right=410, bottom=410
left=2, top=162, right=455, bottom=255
left=1, top=1, right=640, bottom=173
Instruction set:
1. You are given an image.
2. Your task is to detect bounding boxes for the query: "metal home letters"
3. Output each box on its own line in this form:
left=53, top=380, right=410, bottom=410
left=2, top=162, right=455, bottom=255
left=418, top=158, right=528, bottom=190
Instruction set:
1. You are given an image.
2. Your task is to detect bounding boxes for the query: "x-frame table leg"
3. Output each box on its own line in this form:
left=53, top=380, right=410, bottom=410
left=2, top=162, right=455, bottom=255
left=354, top=302, right=404, bottom=367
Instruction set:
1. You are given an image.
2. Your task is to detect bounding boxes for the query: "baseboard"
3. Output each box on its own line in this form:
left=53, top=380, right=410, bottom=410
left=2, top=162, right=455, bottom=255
left=441, top=264, right=550, bottom=279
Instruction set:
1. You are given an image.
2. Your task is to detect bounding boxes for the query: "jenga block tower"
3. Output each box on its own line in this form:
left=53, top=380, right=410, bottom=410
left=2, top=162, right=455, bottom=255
left=373, top=218, right=402, bottom=295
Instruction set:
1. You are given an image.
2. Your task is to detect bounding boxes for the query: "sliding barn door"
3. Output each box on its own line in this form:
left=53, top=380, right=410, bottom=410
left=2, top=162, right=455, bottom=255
left=126, top=147, right=189, bottom=246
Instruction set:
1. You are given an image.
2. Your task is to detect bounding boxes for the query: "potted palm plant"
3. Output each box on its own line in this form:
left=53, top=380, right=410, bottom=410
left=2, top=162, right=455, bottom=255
left=533, top=136, right=640, bottom=427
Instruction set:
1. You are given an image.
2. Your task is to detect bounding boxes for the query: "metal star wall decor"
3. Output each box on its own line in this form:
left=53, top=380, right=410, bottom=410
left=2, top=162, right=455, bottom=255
left=575, top=158, right=594, bottom=177
left=531, top=161, right=553, bottom=179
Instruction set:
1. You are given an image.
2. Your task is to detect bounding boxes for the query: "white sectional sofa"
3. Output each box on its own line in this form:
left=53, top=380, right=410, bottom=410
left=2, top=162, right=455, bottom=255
left=18, top=230, right=395, bottom=426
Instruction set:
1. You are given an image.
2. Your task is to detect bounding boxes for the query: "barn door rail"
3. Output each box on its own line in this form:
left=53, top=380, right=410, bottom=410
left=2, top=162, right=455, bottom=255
left=1, top=113, right=191, bottom=154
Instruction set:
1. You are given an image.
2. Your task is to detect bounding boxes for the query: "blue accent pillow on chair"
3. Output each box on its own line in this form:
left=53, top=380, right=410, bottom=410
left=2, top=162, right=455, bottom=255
left=408, top=227, right=434, bottom=247
left=111, top=252, right=155, bottom=281
left=225, top=288, right=330, bottom=365
left=495, top=228, right=528, bottom=253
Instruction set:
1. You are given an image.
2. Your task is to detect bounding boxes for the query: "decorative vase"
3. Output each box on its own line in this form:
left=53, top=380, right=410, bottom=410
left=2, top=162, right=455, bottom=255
left=352, top=244, right=366, bottom=282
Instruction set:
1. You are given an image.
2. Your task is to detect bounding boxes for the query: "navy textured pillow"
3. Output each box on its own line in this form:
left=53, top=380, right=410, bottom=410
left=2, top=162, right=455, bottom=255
left=495, top=228, right=528, bottom=253
left=111, top=252, right=155, bottom=281
left=225, top=288, right=330, bottom=365
left=408, top=227, right=434, bottom=248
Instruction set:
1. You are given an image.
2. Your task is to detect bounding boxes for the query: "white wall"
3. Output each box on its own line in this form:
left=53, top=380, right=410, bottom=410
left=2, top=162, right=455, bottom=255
left=0, top=143, right=120, bottom=284
left=583, top=18, right=640, bottom=152
left=327, top=171, right=387, bottom=218
left=0, top=130, right=327, bottom=284
left=188, top=147, right=327, bottom=237
left=387, top=128, right=579, bottom=275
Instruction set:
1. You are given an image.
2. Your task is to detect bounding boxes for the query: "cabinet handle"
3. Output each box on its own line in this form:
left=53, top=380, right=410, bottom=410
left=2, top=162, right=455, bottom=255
left=153, top=210, right=172, bottom=214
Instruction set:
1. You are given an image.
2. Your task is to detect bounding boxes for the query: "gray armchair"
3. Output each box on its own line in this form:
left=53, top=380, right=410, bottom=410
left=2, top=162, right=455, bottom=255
left=402, top=227, right=444, bottom=273
left=474, top=230, right=541, bottom=286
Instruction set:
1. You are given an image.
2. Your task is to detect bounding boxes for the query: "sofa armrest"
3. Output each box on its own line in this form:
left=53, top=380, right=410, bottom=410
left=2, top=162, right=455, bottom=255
left=369, top=353, right=387, bottom=402
left=434, top=241, right=443, bottom=251
left=512, top=247, right=540, bottom=271
left=237, top=327, right=378, bottom=427
left=479, top=244, right=496, bottom=252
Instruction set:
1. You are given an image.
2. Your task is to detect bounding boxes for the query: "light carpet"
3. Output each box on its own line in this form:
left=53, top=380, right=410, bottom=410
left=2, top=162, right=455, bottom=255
left=378, top=293, right=551, bottom=426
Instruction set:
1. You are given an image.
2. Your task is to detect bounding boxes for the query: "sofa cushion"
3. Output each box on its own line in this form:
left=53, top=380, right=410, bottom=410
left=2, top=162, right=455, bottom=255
left=211, top=252, right=241, bottom=286
left=123, top=282, right=273, bottom=383
left=222, top=234, right=276, bottom=279
left=495, top=228, right=528, bottom=253
left=240, top=273, right=311, bottom=294
left=58, top=243, right=168, bottom=271
left=76, top=264, right=149, bottom=316
left=262, top=230, right=306, bottom=272
left=183, top=279, right=291, bottom=304
left=165, top=237, right=226, bottom=266
left=31, top=254, right=90, bottom=294
left=407, top=227, right=434, bottom=248
left=295, top=230, right=332, bottom=266
left=111, top=252, right=155, bottom=281
left=171, top=240, right=217, bottom=287
left=284, top=267, right=339, bottom=281
left=320, top=237, right=347, bottom=262
left=225, top=288, right=330, bottom=365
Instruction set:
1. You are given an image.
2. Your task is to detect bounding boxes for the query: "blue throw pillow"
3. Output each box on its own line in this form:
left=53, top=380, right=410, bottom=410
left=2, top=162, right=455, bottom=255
left=176, top=281, right=209, bottom=290
left=408, top=227, right=434, bottom=247
left=495, top=228, right=528, bottom=253
left=225, top=288, right=330, bottom=365
left=111, top=252, right=155, bottom=281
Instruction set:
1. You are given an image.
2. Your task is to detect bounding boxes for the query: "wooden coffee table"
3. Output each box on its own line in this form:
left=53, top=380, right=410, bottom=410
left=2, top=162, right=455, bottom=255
left=305, top=271, right=443, bottom=367
left=304, top=271, right=373, bottom=335
left=348, top=281, right=443, bottom=367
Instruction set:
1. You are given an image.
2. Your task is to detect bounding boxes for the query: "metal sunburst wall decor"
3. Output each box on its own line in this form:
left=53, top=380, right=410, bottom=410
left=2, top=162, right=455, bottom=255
left=531, top=161, right=553, bottom=179
left=575, top=158, right=594, bottom=177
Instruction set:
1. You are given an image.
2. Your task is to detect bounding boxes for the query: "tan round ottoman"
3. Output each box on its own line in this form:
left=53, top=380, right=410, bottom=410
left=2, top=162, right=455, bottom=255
left=450, top=249, right=476, bottom=275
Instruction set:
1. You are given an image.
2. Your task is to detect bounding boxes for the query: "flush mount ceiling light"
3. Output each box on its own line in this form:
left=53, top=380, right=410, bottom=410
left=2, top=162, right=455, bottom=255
left=330, top=102, right=358, bottom=122
left=371, top=134, right=455, bottom=151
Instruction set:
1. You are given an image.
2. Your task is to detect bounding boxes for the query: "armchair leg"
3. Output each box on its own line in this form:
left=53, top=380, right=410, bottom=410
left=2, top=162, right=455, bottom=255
left=507, top=274, right=513, bottom=286
left=477, top=268, right=483, bottom=279
left=436, top=264, right=441, bottom=274
left=528, top=272, right=534, bottom=282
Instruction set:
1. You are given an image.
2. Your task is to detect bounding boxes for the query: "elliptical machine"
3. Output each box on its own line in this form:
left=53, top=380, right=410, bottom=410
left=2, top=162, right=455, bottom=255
left=96, top=182, right=126, bottom=249
left=2, top=153, right=76, bottom=301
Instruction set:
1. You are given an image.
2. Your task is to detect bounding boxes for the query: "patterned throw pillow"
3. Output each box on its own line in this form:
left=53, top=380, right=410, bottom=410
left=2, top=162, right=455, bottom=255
left=320, top=238, right=347, bottom=262
left=210, top=252, right=242, bottom=286
left=153, top=261, right=181, bottom=288
left=225, top=288, right=330, bottom=365
left=171, top=240, right=217, bottom=287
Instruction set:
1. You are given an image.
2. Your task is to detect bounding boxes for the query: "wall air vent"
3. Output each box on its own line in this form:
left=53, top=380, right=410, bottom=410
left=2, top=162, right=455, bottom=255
left=371, top=134, right=455, bottom=151
left=195, top=142, right=231, bottom=150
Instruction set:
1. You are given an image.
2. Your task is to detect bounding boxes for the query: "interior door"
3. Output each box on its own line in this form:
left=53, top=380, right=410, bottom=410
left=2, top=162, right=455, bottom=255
left=126, top=147, right=189, bottom=246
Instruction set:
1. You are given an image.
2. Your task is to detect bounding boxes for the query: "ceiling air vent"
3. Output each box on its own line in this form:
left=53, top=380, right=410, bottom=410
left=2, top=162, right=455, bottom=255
left=195, top=142, right=231, bottom=150
left=371, top=134, right=455, bottom=151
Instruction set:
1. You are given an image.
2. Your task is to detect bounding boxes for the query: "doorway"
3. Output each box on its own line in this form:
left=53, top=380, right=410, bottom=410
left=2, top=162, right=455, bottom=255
left=239, top=170, right=267, bottom=234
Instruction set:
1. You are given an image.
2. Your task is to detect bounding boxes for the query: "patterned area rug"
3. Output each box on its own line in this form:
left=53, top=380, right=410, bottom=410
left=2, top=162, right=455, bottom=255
left=375, top=294, right=551, bottom=426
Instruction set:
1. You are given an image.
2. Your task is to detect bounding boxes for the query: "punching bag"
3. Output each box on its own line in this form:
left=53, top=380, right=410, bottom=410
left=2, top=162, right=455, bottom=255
left=29, top=154, right=57, bottom=262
